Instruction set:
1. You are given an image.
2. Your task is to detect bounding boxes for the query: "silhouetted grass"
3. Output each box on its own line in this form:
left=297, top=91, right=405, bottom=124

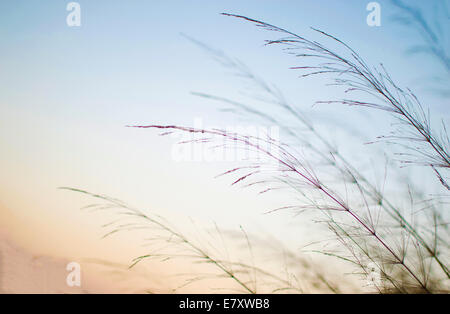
left=65, top=13, right=449, bottom=294
left=62, top=187, right=343, bottom=293
left=127, top=14, right=449, bottom=293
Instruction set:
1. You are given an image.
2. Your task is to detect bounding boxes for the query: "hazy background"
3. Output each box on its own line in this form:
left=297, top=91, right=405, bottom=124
left=0, top=0, right=448, bottom=292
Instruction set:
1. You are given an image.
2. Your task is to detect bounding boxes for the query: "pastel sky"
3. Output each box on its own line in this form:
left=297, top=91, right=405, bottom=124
left=0, top=1, right=448, bottom=259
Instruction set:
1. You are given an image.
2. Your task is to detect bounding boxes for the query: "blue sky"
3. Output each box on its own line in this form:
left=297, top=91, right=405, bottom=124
left=0, top=1, right=447, bottom=118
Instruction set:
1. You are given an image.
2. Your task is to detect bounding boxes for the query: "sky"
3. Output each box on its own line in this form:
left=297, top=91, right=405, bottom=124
left=0, top=0, right=448, bottom=261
